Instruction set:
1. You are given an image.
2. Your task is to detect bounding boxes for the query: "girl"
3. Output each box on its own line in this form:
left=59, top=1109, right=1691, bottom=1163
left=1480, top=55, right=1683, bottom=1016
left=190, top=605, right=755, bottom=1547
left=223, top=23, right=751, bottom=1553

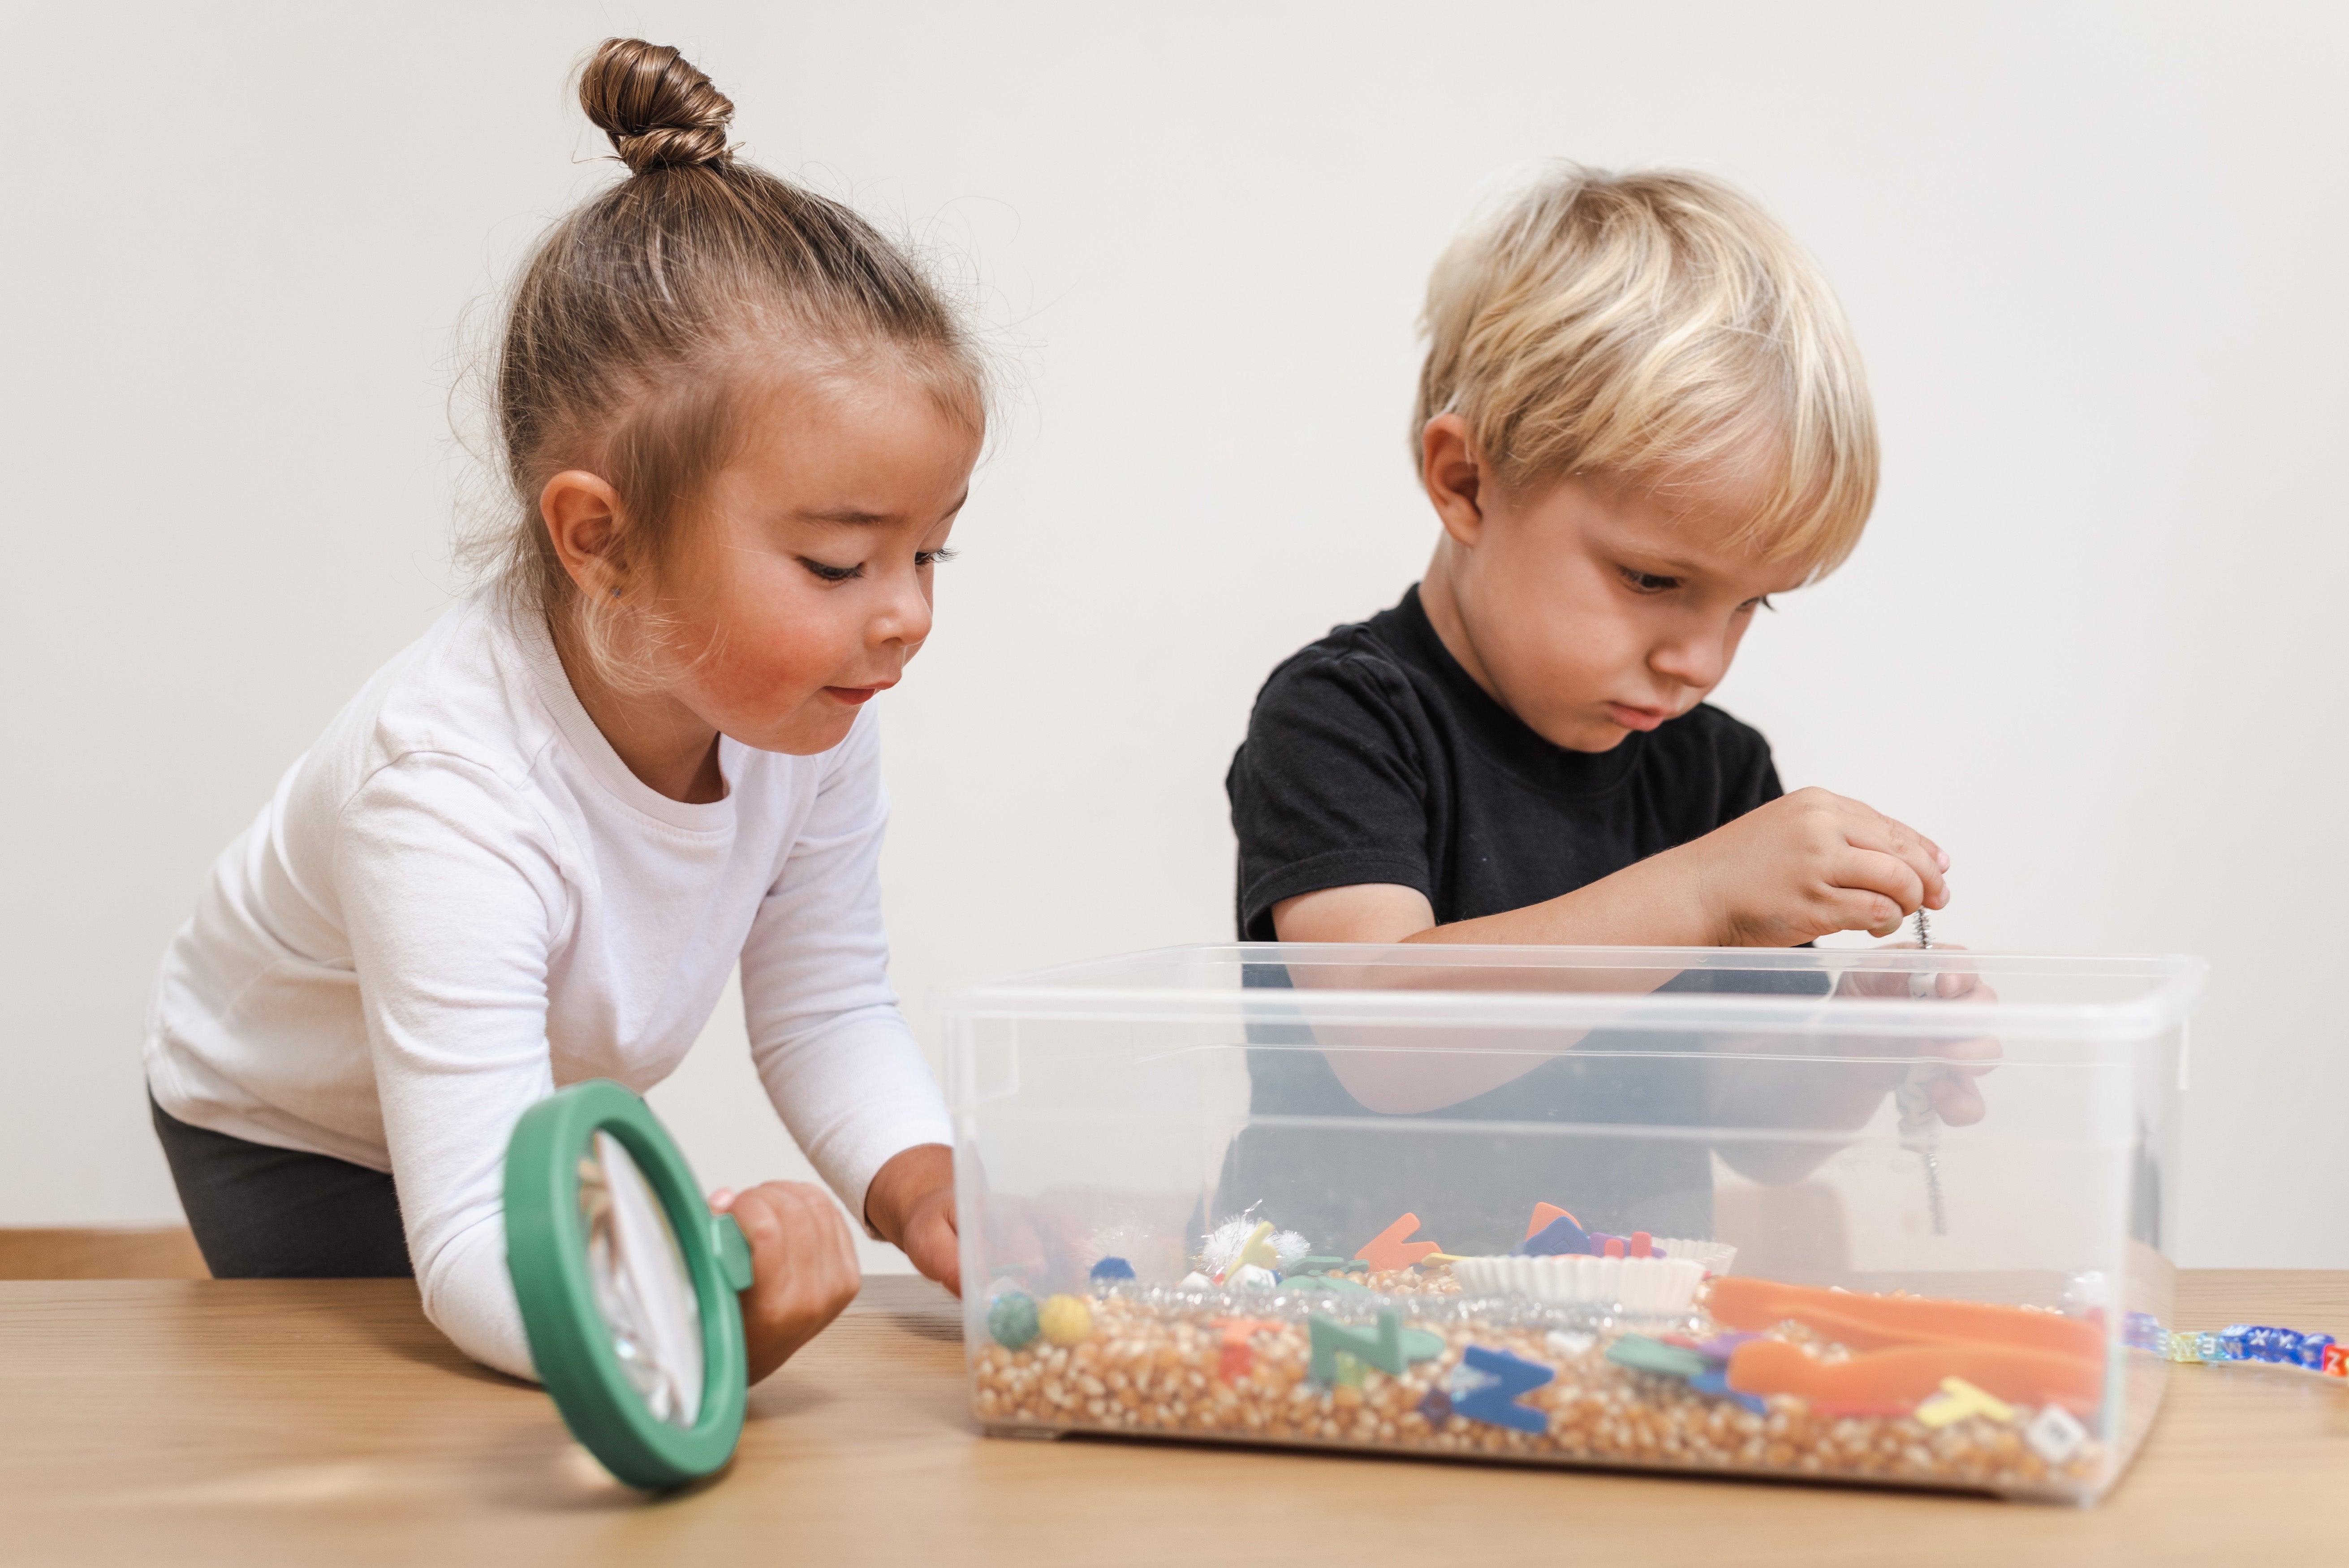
left=143, top=39, right=974, bottom=1384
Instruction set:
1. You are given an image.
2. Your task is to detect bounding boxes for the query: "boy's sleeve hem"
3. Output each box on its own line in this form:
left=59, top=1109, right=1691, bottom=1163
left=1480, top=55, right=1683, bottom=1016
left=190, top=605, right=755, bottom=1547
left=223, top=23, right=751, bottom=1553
left=1239, top=852, right=1435, bottom=941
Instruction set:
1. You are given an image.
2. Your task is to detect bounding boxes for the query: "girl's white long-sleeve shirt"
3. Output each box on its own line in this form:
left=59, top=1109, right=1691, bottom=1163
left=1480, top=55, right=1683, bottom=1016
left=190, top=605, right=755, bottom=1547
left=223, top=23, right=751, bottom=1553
left=144, top=592, right=952, bottom=1380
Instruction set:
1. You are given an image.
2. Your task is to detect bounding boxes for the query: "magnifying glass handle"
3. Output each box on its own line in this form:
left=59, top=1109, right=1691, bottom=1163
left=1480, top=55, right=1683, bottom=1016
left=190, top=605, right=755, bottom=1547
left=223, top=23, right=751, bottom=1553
left=712, top=1213, right=754, bottom=1291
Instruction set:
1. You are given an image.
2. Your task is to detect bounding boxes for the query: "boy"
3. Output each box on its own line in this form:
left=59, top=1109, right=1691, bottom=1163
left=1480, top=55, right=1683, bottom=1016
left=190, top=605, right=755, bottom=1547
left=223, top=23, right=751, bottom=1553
left=1220, top=167, right=1966, bottom=1254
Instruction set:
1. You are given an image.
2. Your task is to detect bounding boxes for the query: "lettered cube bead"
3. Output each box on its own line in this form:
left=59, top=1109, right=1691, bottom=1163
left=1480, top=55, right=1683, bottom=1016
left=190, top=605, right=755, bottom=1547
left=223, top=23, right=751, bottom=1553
left=2025, top=1405, right=2089, bottom=1466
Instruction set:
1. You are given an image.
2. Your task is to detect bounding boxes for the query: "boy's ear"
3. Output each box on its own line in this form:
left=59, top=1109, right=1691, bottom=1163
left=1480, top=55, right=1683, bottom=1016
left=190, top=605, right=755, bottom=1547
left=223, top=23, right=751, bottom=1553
left=540, top=470, right=628, bottom=597
left=1420, top=414, right=1487, bottom=547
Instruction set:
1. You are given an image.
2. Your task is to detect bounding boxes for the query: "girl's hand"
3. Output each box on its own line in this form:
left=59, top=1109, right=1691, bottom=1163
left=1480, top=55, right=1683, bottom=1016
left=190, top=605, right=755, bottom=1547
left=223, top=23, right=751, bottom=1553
left=708, top=1180, right=861, bottom=1384
left=1679, top=787, right=1948, bottom=947
left=863, top=1144, right=961, bottom=1297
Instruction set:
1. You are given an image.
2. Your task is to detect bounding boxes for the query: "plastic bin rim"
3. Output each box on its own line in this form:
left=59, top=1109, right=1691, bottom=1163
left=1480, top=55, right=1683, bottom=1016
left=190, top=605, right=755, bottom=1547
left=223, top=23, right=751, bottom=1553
left=936, top=943, right=2207, bottom=1039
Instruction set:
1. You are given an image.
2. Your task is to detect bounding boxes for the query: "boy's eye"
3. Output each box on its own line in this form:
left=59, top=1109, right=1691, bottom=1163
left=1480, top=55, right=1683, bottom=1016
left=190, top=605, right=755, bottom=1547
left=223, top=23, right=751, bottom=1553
left=1618, top=566, right=1681, bottom=594
left=915, top=547, right=959, bottom=569
left=798, top=557, right=862, bottom=584
left=1741, top=594, right=1777, bottom=614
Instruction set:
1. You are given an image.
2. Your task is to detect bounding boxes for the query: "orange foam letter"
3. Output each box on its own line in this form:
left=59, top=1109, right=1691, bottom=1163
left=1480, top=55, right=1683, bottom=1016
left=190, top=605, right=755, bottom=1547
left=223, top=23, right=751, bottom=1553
left=1353, top=1213, right=1440, bottom=1271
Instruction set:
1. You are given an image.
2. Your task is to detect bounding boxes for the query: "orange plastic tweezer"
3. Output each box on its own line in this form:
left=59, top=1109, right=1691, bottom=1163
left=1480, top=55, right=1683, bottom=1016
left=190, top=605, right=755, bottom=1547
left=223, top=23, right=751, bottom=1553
left=1709, top=1278, right=2103, bottom=1360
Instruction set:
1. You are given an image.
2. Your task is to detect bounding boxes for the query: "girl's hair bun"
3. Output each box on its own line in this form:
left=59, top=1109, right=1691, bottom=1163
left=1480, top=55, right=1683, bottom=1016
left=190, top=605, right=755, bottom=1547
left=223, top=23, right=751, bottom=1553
left=580, top=38, right=736, bottom=175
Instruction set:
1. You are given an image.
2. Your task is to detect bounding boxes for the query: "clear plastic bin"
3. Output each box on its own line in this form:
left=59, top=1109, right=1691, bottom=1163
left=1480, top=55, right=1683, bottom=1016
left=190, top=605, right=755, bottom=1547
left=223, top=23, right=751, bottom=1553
left=942, top=943, right=2203, bottom=1503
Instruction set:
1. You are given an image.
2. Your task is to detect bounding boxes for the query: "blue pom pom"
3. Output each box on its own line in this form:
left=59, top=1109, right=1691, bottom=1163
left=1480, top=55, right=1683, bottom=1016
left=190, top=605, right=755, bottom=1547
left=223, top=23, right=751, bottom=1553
left=1089, top=1256, right=1136, bottom=1281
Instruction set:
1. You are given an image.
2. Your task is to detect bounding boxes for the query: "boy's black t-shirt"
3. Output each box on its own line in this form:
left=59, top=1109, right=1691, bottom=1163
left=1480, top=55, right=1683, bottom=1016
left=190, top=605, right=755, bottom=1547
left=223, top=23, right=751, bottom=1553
left=1227, top=583, right=1784, bottom=940
left=1216, top=584, right=1799, bottom=1256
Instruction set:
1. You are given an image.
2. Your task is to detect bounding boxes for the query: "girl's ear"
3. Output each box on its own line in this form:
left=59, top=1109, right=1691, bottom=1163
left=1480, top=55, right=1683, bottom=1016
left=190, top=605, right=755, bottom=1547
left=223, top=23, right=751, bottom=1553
left=539, top=470, right=629, bottom=597
left=1419, top=414, right=1488, bottom=548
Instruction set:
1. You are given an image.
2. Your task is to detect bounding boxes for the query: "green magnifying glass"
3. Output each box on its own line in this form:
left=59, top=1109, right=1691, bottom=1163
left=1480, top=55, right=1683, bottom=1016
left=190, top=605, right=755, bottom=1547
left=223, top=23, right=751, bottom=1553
left=504, top=1079, right=753, bottom=1488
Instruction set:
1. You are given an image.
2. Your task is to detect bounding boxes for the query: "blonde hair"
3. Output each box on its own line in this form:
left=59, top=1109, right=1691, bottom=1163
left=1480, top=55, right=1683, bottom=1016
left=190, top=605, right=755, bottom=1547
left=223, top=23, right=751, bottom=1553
left=1414, top=164, right=1876, bottom=579
left=465, top=39, right=986, bottom=685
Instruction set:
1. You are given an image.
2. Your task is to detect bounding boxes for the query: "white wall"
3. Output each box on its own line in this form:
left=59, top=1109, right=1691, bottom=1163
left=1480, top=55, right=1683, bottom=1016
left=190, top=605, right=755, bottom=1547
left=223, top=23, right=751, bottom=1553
left=4, top=2, right=2341, bottom=1271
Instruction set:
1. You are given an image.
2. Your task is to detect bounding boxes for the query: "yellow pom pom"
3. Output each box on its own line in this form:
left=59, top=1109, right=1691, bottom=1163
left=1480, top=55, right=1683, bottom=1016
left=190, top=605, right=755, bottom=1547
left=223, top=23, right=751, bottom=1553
left=1039, top=1293, right=1093, bottom=1347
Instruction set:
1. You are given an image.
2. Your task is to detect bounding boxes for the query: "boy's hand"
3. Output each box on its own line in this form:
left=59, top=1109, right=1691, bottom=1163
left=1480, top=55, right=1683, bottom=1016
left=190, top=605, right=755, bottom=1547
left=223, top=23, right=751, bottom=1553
left=1836, top=944, right=2002, bottom=1125
left=709, top=1180, right=861, bottom=1384
left=863, top=1143, right=961, bottom=1298
left=1680, top=787, right=1948, bottom=947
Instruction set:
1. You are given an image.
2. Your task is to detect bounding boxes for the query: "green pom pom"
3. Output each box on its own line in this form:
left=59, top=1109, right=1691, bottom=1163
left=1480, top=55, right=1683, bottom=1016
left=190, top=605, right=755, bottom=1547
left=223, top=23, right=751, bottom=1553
left=988, top=1291, right=1040, bottom=1349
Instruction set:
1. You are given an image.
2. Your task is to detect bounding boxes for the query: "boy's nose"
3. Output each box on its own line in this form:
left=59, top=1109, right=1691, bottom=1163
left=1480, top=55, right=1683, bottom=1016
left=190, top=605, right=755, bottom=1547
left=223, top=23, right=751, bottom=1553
left=1649, top=629, right=1729, bottom=692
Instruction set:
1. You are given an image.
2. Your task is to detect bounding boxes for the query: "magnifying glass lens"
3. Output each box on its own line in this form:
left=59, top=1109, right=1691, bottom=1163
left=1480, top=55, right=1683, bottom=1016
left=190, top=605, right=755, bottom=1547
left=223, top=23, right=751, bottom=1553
left=577, top=1130, right=705, bottom=1428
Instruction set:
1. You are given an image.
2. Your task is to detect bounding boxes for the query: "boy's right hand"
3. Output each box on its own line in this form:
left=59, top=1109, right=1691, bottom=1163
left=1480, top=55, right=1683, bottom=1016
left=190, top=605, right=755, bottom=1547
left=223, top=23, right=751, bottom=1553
left=1678, top=787, right=1948, bottom=947
left=710, top=1180, right=862, bottom=1385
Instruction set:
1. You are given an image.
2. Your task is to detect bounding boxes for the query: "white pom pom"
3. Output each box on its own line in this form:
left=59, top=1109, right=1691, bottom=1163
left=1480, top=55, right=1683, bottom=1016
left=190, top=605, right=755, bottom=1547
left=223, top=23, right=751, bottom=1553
left=1196, top=1214, right=1258, bottom=1276
left=1195, top=1209, right=1315, bottom=1279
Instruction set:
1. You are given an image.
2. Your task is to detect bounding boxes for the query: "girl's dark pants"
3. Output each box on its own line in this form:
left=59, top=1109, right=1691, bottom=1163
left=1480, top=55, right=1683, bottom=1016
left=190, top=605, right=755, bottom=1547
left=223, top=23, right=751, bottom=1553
left=149, top=1094, right=413, bottom=1278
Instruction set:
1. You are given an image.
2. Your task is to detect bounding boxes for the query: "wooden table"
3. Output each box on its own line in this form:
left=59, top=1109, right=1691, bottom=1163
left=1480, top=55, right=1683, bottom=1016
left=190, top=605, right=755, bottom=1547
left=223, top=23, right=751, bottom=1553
left=3, top=1272, right=2344, bottom=1567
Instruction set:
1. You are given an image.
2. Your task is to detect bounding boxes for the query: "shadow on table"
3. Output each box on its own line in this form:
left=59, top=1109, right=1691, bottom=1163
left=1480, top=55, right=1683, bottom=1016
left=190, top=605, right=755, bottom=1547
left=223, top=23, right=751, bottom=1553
left=292, top=1279, right=530, bottom=1390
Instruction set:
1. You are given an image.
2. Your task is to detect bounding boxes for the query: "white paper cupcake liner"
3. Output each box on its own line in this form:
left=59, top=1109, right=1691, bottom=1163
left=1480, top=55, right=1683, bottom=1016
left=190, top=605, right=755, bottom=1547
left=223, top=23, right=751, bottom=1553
left=1654, top=1237, right=1737, bottom=1276
left=1449, top=1254, right=1706, bottom=1314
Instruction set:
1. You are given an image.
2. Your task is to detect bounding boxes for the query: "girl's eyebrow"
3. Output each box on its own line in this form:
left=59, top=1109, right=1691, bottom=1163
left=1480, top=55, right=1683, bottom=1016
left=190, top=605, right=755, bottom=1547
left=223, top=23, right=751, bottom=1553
left=793, top=490, right=970, bottom=527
